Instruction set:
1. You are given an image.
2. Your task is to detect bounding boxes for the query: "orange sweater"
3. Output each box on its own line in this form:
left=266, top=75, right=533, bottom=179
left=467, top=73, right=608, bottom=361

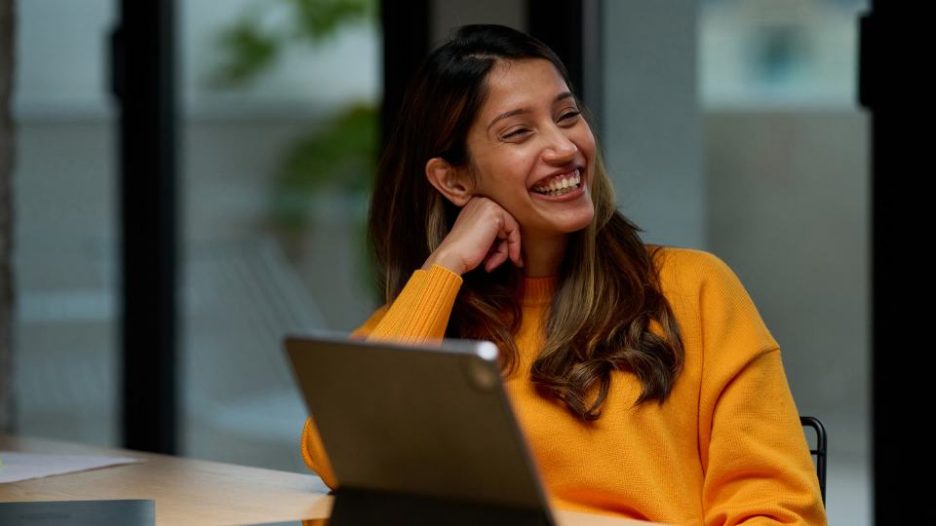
left=300, top=247, right=827, bottom=525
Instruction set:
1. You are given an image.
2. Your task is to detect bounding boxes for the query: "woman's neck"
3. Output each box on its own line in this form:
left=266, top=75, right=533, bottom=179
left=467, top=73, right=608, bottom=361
left=521, top=232, right=568, bottom=277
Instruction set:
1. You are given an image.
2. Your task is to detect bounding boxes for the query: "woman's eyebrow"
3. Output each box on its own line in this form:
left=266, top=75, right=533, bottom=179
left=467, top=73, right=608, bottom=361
left=486, top=92, right=575, bottom=131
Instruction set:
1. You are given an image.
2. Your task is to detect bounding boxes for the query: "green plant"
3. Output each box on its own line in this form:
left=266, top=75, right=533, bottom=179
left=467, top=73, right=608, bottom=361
left=212, top=0, right=381, bottom=301
left=273, top=102, right=377, bottom=230
left=212, top=0, right=376, bottom=86
left=212, top=0, right=378, bottom=231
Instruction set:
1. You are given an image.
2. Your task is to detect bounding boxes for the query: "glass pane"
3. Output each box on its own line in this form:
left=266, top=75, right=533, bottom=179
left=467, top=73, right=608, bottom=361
left=601, top=0, right=867, bottom=521
left=700, top=0, right=870, bottom=523
left=178, top=0, right=381, bottom=472
left=13, top=0, right=119, bottom=445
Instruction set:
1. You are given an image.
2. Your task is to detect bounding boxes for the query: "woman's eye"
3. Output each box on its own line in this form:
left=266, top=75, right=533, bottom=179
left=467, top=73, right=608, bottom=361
left=505, top=129, right=530, bottom=139
left=560, top=111, right=581, bottom=121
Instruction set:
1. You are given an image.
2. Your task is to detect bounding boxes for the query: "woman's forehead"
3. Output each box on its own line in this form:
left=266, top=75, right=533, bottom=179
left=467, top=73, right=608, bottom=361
left=480, top=59, right=571, bottom=116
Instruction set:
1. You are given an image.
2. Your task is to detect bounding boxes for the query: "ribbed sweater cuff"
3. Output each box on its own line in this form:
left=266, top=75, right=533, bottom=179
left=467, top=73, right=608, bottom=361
left=368, top=264, right=463, bottom=342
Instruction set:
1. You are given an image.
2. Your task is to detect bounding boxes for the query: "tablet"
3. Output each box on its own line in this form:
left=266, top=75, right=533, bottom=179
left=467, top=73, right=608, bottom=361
left=284, top=333, right=554, bottom=523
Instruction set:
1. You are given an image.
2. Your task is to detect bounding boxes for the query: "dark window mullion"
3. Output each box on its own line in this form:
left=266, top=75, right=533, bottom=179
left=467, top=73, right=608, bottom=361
left=113, top=0, right=178, bottom=454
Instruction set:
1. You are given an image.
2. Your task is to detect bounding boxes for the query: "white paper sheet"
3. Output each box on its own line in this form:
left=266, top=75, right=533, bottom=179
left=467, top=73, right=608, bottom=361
left=0, top=452, right=142, bottom=483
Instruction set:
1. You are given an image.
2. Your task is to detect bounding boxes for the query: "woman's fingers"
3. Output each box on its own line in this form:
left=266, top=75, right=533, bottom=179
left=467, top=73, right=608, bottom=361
left=502, top=213, right=523, bottom=267
left=483, top=238, right=509, bottom=272
left=483, top=206, right=522, bottom=271
left=484, top=209, right=522, bottom=272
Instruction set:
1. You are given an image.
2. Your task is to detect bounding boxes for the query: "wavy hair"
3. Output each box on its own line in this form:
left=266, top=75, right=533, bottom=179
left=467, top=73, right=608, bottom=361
left=369, top=24, right=684, bottom=420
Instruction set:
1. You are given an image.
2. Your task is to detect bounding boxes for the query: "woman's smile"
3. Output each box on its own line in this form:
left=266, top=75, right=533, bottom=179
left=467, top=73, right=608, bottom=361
left=530, top=167, right=585, bottom=200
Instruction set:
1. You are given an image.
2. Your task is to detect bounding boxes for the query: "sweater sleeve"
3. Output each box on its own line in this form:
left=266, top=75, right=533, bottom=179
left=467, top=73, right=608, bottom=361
left=300, top=264, right=463, bottom=489
left=696, top=253, right=827, bottom=525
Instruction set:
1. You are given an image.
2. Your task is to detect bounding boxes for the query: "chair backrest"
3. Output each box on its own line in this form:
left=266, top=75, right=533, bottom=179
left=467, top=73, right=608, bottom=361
left=800, top=416, right=827, bottom=505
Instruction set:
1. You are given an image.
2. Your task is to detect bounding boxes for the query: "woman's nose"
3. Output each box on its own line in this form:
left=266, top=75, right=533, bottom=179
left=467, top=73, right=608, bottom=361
left=542, top=128, right=578, bottom=162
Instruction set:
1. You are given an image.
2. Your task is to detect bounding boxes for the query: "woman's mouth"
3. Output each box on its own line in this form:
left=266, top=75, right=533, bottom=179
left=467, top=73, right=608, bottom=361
left=531, top=169, right=583, bottom=198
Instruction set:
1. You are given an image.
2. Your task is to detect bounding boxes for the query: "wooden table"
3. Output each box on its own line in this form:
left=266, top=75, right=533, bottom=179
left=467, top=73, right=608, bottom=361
left=0, top=435, right=660, bottom=525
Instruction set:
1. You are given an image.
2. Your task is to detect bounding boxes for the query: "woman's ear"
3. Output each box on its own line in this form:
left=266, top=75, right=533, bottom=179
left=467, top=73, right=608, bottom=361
left=425, top=157, right=473, bottom=207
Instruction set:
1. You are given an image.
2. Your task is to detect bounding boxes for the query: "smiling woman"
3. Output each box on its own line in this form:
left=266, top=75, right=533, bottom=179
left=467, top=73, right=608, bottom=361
left=300, top=24, right=827, bottom=525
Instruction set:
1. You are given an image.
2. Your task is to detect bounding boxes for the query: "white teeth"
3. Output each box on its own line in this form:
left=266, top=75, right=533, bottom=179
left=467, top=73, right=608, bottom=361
left=531, top=169, right=582, bottom=196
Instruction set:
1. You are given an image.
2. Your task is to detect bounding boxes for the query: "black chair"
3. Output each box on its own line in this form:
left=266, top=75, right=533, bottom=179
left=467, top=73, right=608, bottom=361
left=800, top=416, right=827, bottom=504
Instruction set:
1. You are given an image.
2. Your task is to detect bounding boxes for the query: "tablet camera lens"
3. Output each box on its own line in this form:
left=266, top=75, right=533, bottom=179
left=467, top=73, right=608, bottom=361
left=467, top=358, right=498, bottom=391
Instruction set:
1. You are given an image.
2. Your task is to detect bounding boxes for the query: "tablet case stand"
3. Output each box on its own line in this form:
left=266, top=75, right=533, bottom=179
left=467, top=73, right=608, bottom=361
left=329, top=488, right=553, bottom=526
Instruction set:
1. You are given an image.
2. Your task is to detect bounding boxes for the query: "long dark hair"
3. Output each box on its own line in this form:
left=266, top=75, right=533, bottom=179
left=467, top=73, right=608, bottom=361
left=369, top=24, right=684, bottom=420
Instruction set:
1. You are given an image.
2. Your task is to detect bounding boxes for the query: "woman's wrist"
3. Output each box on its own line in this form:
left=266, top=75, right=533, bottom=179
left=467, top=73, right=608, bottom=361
left=423, top=249, right=464, bottom=275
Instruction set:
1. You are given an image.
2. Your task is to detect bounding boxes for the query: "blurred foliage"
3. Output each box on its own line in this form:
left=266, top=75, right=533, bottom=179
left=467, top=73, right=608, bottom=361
left=212, top=0, right=380, bottom=302
left=292, top=0, right=374, bottom=43
left=212, top=0, right=375, bottom=86
left=211, top=0, right=378, bottom=232
left=274, top=102, right=377, bottom=230
left=212, top=20, right=279, bottom=86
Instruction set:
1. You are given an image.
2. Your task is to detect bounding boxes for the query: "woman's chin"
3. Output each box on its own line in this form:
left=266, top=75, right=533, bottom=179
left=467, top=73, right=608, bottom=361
left=566, top=213, right=596, bottom=233
left=543, top=209, right=596, bottom=235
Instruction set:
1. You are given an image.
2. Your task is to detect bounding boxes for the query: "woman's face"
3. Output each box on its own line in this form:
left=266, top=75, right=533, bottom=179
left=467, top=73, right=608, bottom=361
left=462, top=58, right=597, bottom=240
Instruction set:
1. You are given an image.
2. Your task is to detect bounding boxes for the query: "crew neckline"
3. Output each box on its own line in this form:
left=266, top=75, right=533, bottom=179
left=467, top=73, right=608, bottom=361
left=520, top=275, right=557, bottom=306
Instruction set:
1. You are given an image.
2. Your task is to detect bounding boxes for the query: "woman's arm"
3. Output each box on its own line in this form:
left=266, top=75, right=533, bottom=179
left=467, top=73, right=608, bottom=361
left=300, top=264, right=464, bottom=489
left=358, top=264, right=463, bottom=342
left=695, top=254, right=826, bottom=525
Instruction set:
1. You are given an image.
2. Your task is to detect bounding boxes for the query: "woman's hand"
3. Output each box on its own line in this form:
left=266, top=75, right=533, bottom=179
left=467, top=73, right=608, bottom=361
left=422, top=197, right=523, bottom=275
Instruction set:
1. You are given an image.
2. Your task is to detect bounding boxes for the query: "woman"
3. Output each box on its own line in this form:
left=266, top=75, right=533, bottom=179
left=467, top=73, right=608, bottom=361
left=301, top=24, right=827, bottom=525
